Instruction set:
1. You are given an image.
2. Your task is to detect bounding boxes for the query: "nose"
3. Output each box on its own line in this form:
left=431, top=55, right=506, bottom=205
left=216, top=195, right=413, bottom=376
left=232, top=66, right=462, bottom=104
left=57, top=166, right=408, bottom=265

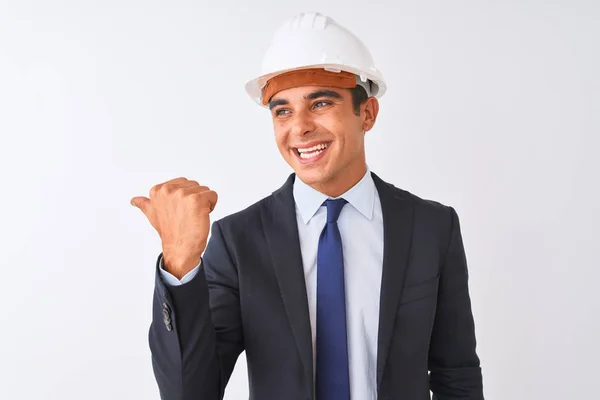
left=289, top=109, right=316, bottom=137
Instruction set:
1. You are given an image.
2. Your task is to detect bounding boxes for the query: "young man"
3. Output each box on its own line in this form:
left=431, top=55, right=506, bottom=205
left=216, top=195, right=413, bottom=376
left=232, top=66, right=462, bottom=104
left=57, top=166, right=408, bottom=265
left=131, top=12, right=484, bottom=400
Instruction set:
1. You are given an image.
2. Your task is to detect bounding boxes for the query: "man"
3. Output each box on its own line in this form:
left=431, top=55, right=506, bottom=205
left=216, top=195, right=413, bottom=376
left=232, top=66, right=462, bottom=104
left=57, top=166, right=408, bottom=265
left=131, top=12, right=484, bottom=400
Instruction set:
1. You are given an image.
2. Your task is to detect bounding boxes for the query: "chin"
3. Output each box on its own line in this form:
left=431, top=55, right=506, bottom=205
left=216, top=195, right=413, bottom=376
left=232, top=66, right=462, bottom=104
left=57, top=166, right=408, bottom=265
left=293, top=167, right=330, bottom=186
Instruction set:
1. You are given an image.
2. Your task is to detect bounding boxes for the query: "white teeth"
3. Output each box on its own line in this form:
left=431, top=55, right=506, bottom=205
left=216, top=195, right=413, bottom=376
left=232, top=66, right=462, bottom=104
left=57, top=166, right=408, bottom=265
left=297, top=143, right=328, bottom=153
left=299, top=149, right=325, bottom=159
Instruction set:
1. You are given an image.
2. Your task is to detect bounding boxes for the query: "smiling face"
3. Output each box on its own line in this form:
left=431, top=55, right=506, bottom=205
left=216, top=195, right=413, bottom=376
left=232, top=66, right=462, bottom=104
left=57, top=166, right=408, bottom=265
left=268, top=85, right=379, bottom=197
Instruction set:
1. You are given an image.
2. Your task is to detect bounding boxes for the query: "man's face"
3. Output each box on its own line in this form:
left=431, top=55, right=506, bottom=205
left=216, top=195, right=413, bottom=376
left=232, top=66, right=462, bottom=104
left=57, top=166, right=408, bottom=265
left=268, top=85, right=378, bottom=193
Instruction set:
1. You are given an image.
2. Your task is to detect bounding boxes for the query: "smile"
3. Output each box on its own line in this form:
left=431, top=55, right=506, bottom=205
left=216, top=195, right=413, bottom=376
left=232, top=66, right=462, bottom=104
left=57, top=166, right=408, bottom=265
left=294, top=142, right=330, bottom=163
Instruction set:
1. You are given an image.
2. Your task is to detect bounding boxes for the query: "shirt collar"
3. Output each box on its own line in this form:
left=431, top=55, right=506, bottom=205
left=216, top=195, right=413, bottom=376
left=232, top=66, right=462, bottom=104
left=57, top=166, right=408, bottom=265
left=293, top=167, right=376, bottom=224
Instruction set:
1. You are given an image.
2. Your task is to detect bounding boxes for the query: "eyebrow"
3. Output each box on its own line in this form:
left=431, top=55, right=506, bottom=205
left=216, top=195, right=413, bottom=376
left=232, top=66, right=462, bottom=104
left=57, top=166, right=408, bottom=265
left=305, top=89, right=343, bottom=101
left=268, top=98, right=289, bottom=110
left=268, top=89, right=344, bottom=110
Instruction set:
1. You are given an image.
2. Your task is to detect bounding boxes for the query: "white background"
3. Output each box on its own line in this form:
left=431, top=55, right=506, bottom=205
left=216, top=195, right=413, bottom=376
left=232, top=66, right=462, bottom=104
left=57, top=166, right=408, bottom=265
left=0, top=0, right=598, bottom=399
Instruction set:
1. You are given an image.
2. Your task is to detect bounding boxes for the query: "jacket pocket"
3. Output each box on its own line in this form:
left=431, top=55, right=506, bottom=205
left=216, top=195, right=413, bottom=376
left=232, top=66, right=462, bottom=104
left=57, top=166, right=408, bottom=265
left=399, top=275, right=440, bottom=305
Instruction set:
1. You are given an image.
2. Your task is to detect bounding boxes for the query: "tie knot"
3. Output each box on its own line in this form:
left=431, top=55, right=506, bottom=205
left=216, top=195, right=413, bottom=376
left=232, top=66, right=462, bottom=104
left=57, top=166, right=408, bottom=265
left=324, top=198, right=347, bottom=223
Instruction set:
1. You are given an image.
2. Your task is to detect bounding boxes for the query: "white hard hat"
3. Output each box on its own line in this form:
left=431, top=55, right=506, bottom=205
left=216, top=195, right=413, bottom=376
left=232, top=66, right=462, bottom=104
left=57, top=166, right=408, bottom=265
left=245, top=12, right=387, bottom=106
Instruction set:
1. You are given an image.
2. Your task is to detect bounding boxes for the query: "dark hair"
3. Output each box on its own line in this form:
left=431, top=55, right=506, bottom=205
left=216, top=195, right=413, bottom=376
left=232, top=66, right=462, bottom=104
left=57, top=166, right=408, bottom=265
left=349, top=84, right=369, bottom=116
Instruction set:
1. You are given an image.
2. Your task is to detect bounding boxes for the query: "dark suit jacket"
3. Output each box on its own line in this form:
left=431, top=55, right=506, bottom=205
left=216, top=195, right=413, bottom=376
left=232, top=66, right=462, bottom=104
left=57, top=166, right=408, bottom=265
left=148, top=172, right=484, bottom=400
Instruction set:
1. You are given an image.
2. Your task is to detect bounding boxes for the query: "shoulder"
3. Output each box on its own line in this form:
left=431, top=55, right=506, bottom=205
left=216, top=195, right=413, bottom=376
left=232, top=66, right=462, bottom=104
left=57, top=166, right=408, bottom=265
left=372, top=172, right=457, bottom=233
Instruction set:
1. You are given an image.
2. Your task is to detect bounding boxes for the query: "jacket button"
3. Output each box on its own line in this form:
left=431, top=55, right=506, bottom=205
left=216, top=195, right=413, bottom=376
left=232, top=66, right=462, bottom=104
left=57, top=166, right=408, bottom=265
left=162, top=303, right=172, bottom=331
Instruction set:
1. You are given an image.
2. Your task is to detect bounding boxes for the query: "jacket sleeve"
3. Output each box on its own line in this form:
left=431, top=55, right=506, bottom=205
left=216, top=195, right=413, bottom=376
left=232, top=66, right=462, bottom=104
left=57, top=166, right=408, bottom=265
left=148, top=220, right=244, bottom=400
left=428, top=207, right=484, bottom=399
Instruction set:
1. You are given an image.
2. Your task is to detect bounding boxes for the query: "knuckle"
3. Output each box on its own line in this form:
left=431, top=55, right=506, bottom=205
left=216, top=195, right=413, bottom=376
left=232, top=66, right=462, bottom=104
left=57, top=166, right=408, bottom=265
left=162, top=183, right=177, bottom=195
left=190, top=192, right=208, bottom=205
left=173, top=186, right=187, bottom=198
left=149, top=184, right=162, bottom=198
left=190, top=190, right=204, bottom=201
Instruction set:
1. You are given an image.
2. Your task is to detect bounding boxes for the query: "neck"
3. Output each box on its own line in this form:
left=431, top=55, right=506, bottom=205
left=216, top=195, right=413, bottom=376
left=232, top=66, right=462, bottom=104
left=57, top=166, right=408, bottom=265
left=311, top=161, right=367, bottom=198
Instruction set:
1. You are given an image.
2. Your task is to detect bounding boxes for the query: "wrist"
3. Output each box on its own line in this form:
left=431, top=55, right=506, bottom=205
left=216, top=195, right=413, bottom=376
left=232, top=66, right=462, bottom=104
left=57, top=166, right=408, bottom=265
left=162, top=251, right=201, bottom=280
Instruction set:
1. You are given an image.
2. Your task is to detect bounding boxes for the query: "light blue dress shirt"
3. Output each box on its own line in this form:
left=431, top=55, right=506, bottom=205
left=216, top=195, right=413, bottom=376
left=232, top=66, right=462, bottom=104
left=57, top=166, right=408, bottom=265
left=159, top=169, right=384, bottom=399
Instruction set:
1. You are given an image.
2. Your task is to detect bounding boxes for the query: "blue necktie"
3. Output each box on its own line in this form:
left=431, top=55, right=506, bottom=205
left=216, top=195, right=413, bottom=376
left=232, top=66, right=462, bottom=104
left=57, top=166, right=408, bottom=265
left=316, top=198, right=350, bottom=400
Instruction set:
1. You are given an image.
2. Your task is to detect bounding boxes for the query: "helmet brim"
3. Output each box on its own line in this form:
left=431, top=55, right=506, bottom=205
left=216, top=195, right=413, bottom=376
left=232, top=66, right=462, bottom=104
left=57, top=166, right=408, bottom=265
left=245, top=64, right=386, bottom=107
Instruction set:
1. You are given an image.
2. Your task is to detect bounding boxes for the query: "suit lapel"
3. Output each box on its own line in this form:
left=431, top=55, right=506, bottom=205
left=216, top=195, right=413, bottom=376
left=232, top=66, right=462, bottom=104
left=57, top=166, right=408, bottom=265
left=261, top=173, right=314, bottom=399
left=372, top=172, right=415, bottom=389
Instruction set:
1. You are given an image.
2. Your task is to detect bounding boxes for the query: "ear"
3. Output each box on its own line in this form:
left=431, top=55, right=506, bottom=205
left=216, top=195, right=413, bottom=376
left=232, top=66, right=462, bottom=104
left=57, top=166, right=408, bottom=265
left=362, top=97, right=379, bottom=132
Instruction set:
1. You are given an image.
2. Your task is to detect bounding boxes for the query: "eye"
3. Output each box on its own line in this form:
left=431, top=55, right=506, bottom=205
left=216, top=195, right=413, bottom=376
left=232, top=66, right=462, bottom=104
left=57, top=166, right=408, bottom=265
left=313, top=101, right=332, bottom=109
left=275, top=108, right=291, bottom=117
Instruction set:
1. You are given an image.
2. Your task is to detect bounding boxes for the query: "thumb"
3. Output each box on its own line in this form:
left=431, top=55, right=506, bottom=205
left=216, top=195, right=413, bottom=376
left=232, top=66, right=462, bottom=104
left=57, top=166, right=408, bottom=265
left=130, top=196, right=151, bottom=215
